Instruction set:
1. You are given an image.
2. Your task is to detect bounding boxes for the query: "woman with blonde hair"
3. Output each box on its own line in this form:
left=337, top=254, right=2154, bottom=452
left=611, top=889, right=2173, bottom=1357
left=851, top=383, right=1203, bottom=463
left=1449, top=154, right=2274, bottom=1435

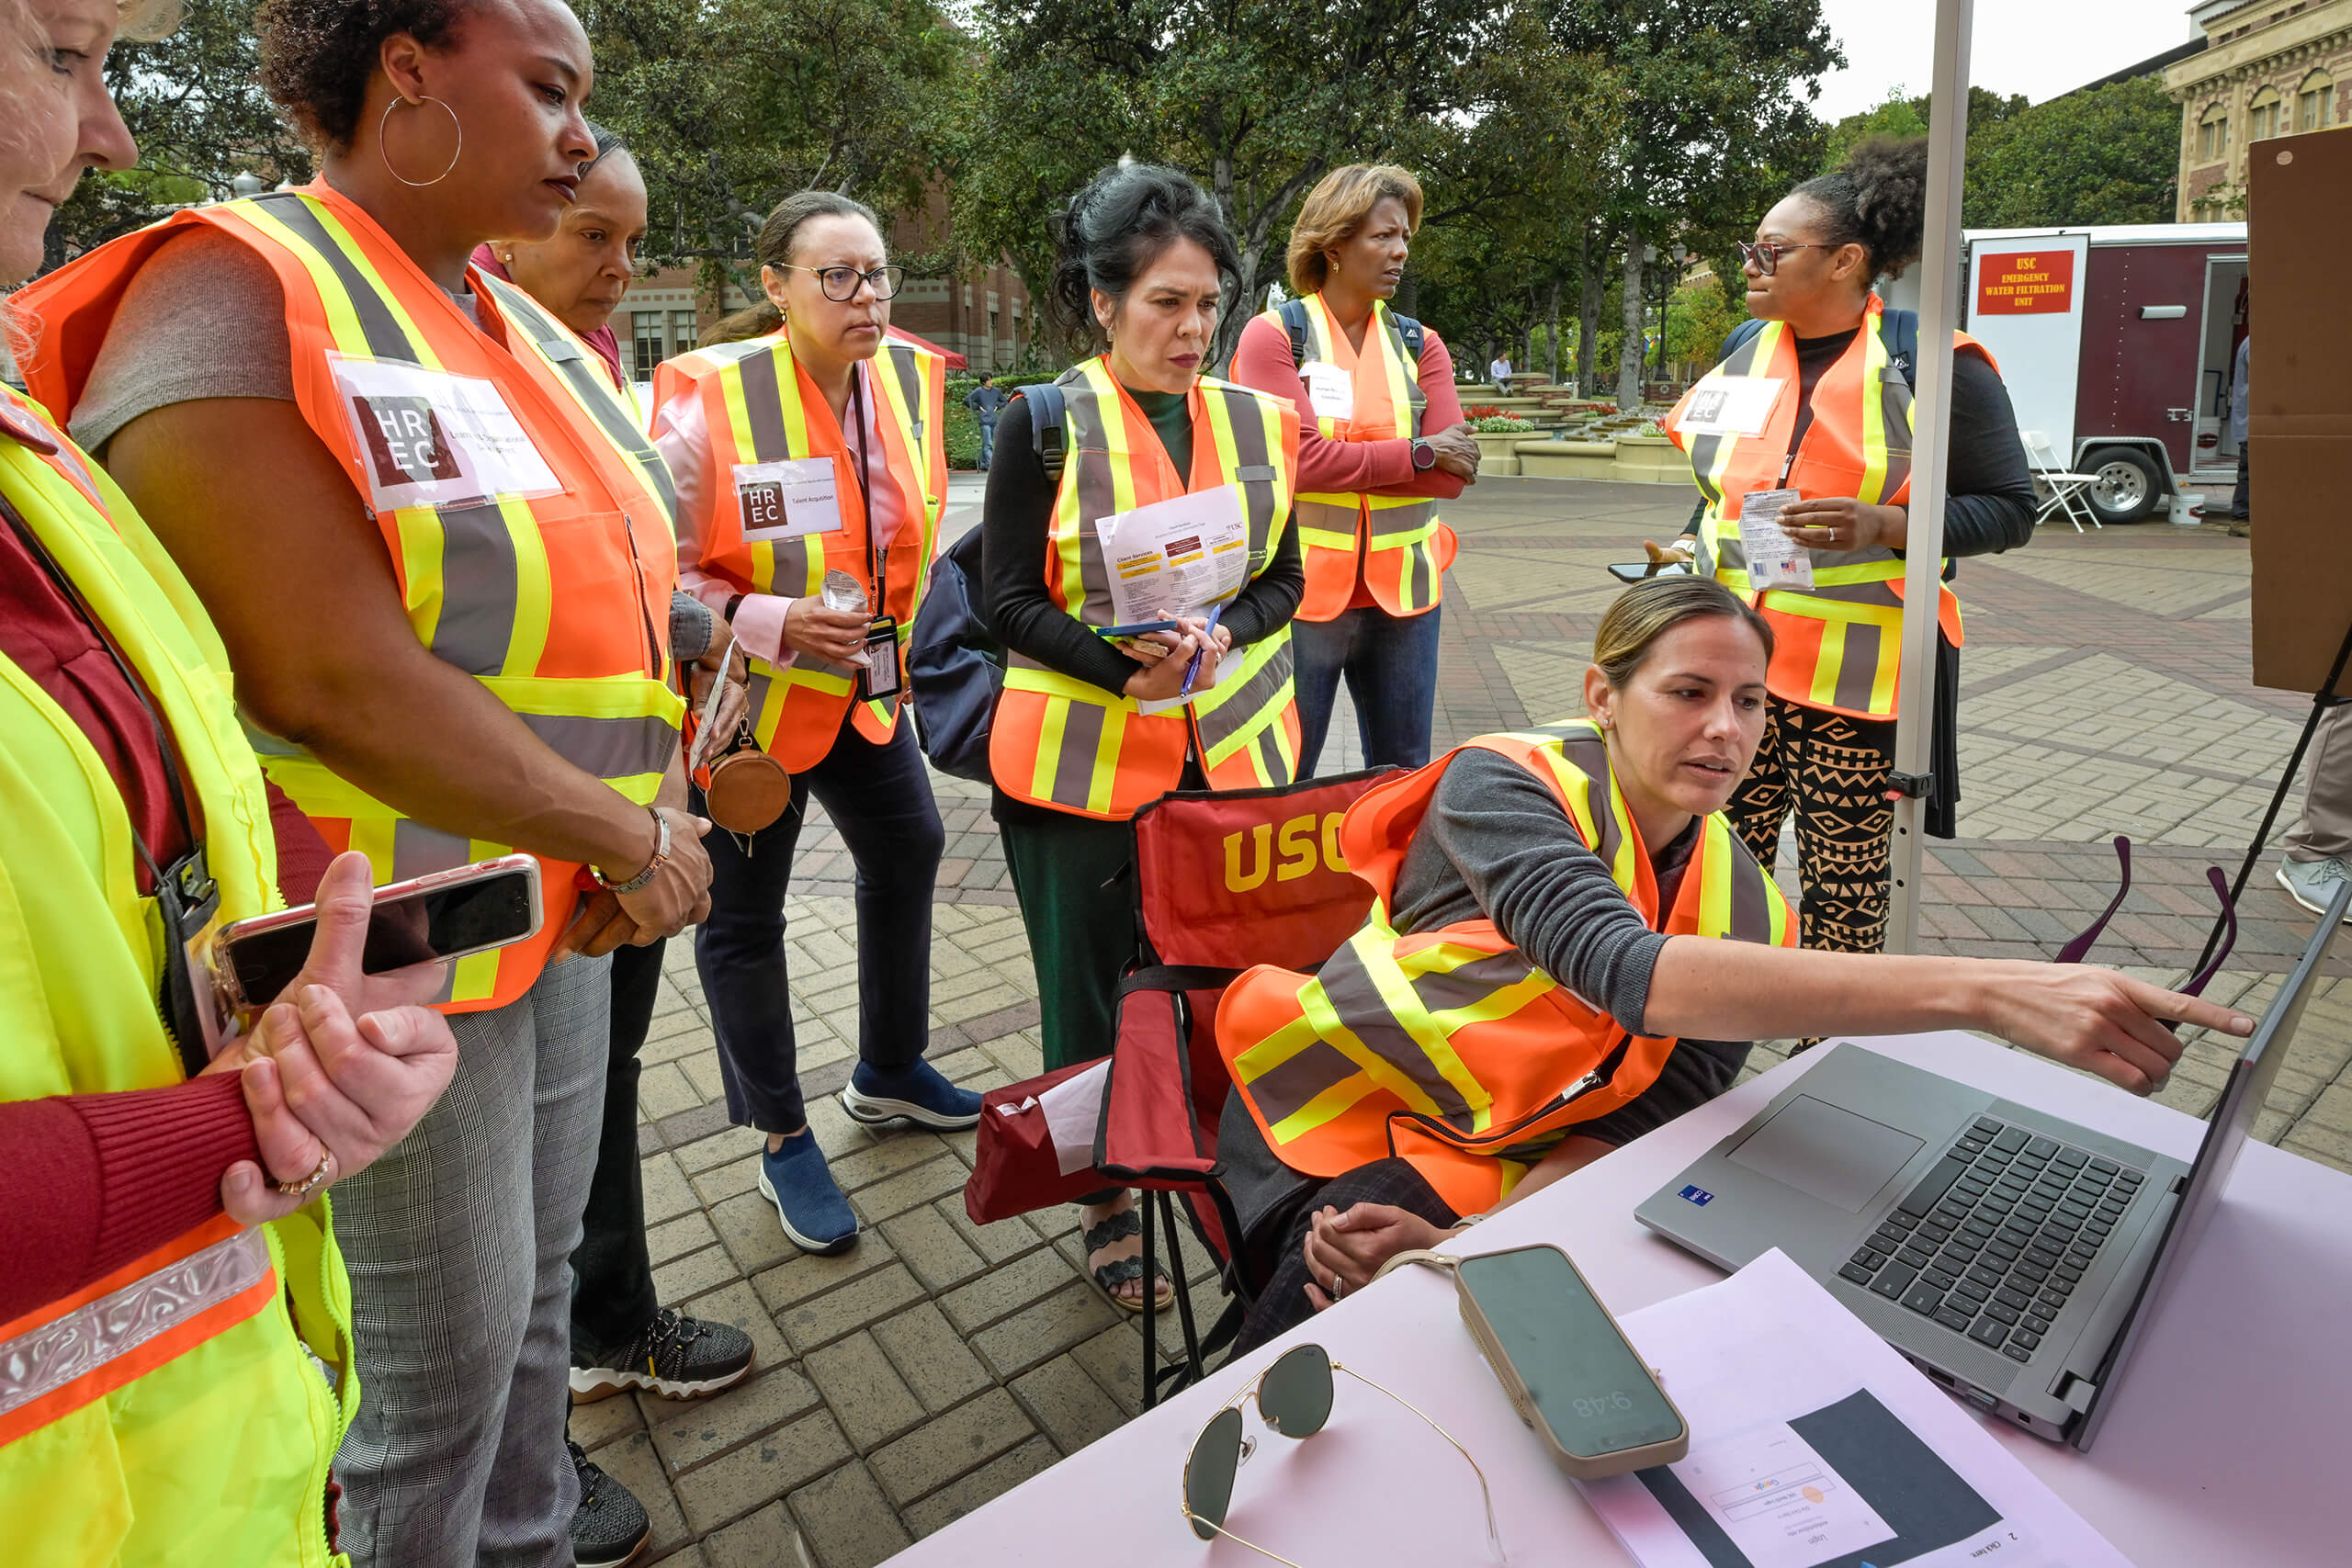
left=1232, top=162, right=1479, bottom=774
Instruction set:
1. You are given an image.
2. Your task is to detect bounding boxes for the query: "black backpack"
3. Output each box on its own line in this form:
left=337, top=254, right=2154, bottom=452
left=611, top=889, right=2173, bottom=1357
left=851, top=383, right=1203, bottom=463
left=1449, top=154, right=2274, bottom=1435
left=905, top=381, right=1069, bottom=784
left=1720, top=307, right=1919, bottom=386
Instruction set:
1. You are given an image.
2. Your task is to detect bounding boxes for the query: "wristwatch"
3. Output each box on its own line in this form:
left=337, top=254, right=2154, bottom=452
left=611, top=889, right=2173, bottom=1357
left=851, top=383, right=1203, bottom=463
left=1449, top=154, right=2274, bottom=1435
left=1410, top=437, right=1437, bottom=472
left=593, top=807, right=671, bottom=896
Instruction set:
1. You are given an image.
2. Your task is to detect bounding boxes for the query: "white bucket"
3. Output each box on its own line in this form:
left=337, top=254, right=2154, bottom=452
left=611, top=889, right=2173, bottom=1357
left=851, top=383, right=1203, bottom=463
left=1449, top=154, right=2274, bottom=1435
left=2168, top=490, right=2206, bottom=526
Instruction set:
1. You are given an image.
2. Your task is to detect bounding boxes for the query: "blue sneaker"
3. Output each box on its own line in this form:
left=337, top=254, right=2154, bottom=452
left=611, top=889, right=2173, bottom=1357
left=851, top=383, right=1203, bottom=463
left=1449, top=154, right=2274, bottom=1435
left=841, top=1058, right=983, bottom=1131
left=757, top=1133, right=858, bottom=1256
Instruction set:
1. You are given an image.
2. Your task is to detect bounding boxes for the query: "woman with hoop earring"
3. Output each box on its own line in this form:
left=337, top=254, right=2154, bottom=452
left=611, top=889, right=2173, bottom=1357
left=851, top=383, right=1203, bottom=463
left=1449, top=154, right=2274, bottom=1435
left=18, top=1, right=715, bottom=1561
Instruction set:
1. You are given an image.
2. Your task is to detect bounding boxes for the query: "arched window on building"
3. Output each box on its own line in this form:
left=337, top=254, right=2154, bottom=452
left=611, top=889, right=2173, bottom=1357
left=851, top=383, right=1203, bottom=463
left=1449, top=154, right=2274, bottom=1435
left=2198, top=101, right=2232, bottom=162
left=2249, top=85, right=2281, bottom=141
left=2298, top=69, right=2335, bottom=132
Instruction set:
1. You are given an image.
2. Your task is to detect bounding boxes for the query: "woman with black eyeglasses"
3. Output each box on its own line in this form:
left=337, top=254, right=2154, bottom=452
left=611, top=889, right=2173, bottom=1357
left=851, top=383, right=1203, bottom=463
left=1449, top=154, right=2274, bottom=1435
left=1656, top=138, right=2037, bottom=969
left=650, top=191, right=979, bottom=1259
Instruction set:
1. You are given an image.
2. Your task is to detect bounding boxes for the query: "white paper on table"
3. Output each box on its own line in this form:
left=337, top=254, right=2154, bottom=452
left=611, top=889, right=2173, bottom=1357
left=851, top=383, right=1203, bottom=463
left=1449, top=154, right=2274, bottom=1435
left=1036, top=1059, right=1111, bottom=1177
left=1736, top=488, right=1815, bottom=592
left=1676, top=374, right=1784, bottom=437
left=1579, top=1250, right=2131, bottom=1568
left=1094, top=483, right=1250, bottom=716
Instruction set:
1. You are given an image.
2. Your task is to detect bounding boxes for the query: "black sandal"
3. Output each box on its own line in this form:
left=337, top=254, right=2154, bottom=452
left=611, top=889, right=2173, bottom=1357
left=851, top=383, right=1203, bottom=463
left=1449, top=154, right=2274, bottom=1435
left=1082, top=1203, right=1175, bottom=1315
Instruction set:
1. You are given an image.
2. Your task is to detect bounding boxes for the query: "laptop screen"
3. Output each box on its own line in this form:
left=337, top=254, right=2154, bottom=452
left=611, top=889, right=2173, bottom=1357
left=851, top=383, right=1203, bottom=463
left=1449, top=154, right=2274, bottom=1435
left=2074, top=876, right=2350, bottom=1450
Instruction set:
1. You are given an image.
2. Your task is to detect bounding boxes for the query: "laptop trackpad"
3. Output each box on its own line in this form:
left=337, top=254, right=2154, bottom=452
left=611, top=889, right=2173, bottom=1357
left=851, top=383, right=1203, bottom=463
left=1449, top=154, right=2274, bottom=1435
left=1727, top=1095, right=1927, bottom=1213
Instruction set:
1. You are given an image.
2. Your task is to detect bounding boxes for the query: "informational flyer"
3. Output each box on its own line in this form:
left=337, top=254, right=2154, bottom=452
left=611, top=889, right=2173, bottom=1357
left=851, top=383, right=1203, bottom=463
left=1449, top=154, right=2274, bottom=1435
left=1736, top=488, right=1815, bottom=592
left=1580, top=1252, right=2129, bottom=1568
left=1094, top=483, right=1250, bottom=714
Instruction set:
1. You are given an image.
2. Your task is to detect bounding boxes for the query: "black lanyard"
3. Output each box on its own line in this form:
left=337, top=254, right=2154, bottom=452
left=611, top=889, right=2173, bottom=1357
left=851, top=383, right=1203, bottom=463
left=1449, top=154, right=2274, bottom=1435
left=4, top=495, right=220, bottom=1073
left=850, top=367, right=883, bottom=602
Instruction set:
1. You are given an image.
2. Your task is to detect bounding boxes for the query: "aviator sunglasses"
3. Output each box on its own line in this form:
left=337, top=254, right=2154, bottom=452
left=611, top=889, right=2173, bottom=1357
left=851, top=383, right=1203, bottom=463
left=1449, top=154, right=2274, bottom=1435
left=1181, top=1342, right=1507, bottom=1565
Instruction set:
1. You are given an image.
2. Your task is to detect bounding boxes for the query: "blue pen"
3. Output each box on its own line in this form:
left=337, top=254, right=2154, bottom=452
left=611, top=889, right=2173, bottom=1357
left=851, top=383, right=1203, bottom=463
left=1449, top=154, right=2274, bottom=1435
left=1178, top=601, right=1225, bottom=699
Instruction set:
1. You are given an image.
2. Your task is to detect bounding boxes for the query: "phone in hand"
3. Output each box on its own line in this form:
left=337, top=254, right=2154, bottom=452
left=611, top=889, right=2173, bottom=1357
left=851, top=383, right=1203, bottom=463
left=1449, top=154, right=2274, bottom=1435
left=212, top=854, right=543, bottom=1014
left=1455, top=1242, right=1688, bottom=1480
left=1607, top=561, right=1692, bottom=583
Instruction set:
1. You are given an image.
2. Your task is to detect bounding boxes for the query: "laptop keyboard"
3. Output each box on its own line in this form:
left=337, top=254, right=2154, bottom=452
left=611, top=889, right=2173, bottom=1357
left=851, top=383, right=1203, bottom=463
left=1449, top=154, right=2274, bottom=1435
left=1838, top=1116, right=2144, bottom=1364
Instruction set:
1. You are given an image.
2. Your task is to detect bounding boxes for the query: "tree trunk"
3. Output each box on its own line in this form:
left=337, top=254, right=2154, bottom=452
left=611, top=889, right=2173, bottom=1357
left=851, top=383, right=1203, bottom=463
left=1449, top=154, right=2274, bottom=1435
left=1577, top=222, right=1603, bottom=395
left=1546, top=276, right=1562, bottom=385
left=1617, top=242, right=1645, bottom=409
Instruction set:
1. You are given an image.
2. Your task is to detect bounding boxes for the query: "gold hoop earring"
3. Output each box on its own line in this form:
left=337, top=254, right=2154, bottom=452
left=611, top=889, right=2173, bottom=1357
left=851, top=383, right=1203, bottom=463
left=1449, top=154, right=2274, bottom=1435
left=380, top=94, right=463, bottom=188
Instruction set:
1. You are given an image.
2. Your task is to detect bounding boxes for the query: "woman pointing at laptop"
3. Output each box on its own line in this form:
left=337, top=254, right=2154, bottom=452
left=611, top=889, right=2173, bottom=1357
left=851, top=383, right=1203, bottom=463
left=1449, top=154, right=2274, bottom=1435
left=1216, top=576, right=2253, bottom=1350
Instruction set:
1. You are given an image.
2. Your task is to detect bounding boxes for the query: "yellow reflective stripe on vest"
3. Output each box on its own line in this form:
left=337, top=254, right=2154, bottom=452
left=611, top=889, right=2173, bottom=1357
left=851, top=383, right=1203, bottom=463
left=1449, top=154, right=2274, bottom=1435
left=1858, top=321, right=1892, bottom=504
left=1002, top=664, right=1131, bottom=817
left=1192, top=633, right=1295, bottom=772
left=481, top=275, right=679, bottom=525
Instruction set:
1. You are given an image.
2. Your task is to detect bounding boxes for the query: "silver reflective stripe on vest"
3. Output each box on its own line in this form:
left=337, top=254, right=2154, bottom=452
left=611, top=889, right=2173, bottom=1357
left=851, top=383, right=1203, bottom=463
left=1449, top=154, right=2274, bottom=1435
left=1313, top=939, right=1476, bottom=1126
left=517, top=711, right=682, bottom=784
left=0, top=1228, right=271, bottom=1419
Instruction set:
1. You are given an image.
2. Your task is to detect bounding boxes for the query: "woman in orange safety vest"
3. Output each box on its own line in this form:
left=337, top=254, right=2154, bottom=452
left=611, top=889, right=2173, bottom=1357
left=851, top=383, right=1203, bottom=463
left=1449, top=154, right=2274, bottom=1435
left=983, top=163, right=1303, bottom=1311
left=1215, top=576, right=2249, bottom=1351
left=1657, top=137, right=2037, bottom=963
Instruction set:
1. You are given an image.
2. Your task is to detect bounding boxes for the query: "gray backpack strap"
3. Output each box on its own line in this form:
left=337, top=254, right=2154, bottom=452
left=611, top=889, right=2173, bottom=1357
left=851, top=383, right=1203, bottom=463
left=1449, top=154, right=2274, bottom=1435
left=1023, top=383, right=1069, bottom=483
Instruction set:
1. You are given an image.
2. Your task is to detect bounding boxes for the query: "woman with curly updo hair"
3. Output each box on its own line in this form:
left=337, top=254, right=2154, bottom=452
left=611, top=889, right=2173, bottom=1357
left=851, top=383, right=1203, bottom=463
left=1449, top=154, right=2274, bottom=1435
left=1657, top=137, right=2037, bottom=967
left=16, top=1, right=715, bottom=1562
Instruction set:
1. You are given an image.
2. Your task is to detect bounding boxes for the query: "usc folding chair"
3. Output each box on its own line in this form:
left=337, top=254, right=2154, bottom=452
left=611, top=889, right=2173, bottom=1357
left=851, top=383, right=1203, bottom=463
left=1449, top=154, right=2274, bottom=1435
left=965, top=768, right=1395, bottom=1406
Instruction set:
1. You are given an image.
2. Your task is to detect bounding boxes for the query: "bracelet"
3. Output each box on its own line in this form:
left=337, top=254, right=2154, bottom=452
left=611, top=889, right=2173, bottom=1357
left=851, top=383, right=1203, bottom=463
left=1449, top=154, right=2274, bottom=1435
left=273, top=1147, right=334, bottom=1200
left=592, top=807, right=670, bottom=895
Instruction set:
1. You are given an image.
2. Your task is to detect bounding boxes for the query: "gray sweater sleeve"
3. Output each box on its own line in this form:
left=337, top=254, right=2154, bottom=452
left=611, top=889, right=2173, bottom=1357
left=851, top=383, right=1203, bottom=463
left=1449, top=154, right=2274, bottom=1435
left=1390, top=748, right=1669, bottom=1032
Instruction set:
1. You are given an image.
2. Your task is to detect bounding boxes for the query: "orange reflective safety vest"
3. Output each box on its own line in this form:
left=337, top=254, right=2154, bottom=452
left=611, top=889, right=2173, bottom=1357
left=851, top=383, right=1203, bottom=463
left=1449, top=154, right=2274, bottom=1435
left=19, top=186, right=684, bottom=1012
left=988, top=356, right=1304, bottom=820
left=1216, top=721, right=1794, bottom=1215
left=650, top=332, right=945, bottom=771
left=1663, top=294, right=1996, bottom=721
left=1266, top=294, right=1457, bottom=620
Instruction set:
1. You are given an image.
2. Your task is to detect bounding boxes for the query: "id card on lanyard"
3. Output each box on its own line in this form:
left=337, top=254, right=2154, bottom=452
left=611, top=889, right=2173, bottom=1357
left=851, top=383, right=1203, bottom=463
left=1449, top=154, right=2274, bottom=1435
left=847, top=373, right=899, bottom=703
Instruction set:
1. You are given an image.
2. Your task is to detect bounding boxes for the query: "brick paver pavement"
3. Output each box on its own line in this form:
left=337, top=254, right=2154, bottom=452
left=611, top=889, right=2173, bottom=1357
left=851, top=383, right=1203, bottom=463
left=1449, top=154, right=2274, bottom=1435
left=594, top=473, right=2348, bottom=1564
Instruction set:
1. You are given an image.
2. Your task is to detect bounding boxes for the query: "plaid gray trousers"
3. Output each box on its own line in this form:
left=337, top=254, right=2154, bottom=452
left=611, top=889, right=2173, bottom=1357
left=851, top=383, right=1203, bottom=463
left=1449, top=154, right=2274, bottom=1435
left=330, top=952, right=613, bottom=1567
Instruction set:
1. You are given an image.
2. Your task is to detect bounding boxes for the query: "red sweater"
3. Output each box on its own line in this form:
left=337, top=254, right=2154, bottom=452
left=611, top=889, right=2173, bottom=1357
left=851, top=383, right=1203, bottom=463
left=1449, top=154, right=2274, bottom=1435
left=0, top=466, right=334, bottom=1325
left=1229, top=311, right=1468, bottom=607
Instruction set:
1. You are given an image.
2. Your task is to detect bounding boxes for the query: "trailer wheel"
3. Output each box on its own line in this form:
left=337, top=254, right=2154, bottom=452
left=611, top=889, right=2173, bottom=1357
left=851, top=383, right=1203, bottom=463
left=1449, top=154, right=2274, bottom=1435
left=2081, top=446, right=2165, bottom=525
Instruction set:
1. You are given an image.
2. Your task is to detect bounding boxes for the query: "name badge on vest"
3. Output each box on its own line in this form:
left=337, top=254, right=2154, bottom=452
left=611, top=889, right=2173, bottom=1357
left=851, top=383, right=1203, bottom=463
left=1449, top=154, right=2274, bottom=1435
left=732, top=457, right=842, bottom=543
left=1303, top=362, right=1354, bottom=423
left=331, top=354, right=561, bottom=512
left=1676, top=374, right=1783, bottom=437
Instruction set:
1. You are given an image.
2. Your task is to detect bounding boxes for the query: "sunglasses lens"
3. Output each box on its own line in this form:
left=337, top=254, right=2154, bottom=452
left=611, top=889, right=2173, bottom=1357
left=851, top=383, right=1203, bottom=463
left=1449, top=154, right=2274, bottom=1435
left=1259, top=1343, right=1334, bottom=1439
left=1183, top=1406, right=1245, bottom=1540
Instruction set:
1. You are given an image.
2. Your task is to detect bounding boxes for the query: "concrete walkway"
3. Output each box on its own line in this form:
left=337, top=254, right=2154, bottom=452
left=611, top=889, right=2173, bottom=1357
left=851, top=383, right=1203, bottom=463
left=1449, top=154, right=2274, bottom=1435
left=594, top=473, right=2346, bottom=1564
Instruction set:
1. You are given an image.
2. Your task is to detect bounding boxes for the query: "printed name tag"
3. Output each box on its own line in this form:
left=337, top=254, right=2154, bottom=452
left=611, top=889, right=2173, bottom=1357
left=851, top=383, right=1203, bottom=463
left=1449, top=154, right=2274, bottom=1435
left=1676, top=374, right=1784, bottom=438
left=732, top=457, right=842, bottom=542
left=1303, top=362, right=1354, bottom=422
left=331, top=353, right=560, bottom=512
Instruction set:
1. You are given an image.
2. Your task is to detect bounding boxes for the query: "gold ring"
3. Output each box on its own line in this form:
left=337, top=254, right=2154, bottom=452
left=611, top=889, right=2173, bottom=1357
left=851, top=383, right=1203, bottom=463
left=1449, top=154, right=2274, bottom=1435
left=273, top=1147, right=334, bottom=1200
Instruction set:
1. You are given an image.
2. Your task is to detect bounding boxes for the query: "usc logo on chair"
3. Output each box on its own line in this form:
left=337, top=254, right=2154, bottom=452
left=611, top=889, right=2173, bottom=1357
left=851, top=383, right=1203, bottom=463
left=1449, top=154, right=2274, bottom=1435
left=1224, top=813, right=1350, bottom=891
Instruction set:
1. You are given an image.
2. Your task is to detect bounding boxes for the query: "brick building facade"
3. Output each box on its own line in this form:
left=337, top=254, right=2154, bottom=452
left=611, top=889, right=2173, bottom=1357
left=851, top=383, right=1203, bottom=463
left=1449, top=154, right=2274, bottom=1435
left=2167, top=0, right=2352, bottom=220
left=612, top=185, right=1033, bottom=384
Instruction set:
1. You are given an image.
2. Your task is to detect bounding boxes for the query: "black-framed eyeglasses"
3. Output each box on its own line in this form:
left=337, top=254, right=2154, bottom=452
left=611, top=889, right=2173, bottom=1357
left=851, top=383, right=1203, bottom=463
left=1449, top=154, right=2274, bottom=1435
left=1181, top=1342, right=1506, bottom=1566
left=778, top=263, right=906, bottom=301
left=1736, top=240, right=1839, bottom=276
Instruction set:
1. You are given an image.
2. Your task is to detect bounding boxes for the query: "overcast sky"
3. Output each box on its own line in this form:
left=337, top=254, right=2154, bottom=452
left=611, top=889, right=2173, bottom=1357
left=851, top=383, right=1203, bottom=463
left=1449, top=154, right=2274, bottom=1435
left=1806, top=0, right=2202, bottom=120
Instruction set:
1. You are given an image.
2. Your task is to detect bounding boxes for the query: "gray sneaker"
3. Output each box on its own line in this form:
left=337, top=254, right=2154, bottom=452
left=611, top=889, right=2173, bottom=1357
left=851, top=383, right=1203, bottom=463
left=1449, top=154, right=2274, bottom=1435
left=2276, top=854, right=2352, bottom=921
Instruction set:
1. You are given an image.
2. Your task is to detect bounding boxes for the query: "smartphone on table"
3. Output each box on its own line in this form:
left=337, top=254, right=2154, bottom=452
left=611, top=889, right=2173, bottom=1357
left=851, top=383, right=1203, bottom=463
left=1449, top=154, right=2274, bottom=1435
left=212, top=853, right=544, bottom=1015
left=1456, top=1242, right=1689, bottom=1480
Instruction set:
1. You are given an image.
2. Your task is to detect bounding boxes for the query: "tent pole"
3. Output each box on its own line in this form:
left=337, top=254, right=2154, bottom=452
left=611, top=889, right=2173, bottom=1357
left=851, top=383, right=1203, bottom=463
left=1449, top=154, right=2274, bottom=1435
left=1885, top=0, right=1976, bottom=955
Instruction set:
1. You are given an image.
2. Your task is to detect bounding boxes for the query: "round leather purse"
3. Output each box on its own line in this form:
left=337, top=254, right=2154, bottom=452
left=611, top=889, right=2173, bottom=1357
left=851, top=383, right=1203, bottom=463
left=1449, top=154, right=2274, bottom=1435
left=702, top=726, right=792, bottom=833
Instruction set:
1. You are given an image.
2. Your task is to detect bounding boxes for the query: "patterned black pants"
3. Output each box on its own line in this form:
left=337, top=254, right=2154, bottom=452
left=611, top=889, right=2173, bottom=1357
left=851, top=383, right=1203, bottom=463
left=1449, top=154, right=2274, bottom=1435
left=1728, top=695, right=1897, bottom=956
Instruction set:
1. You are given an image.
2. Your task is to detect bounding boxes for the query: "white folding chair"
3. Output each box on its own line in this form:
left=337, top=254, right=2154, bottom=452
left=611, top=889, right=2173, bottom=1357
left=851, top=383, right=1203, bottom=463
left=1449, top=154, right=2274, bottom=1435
left=2020, top=430, right=2101, bottom=533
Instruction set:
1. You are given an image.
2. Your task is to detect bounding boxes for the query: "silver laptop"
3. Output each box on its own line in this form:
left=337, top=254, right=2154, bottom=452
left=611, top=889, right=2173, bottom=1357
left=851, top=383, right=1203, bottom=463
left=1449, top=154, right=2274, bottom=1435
left=1635, top=877, right=2347, bottom=1450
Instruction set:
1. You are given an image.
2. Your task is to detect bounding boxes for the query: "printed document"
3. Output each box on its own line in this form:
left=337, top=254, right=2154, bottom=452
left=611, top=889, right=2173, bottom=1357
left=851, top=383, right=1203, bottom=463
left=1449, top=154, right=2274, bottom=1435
left=1736, top=488, right=1815, bottom=592
left=1095, top=484, right=1250, bottom=714
left=1580, top=1250, right=2129, bottom=1568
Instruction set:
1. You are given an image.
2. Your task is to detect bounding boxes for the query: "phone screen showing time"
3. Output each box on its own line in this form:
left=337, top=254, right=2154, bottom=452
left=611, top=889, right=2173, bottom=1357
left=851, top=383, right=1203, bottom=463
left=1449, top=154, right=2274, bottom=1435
left=1459, top=1246, right=1683, bottom=1459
